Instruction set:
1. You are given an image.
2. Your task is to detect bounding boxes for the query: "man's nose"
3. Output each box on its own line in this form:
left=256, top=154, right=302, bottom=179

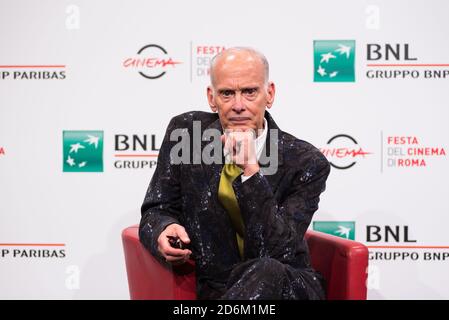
left=232, top=92, right=245, bottom=112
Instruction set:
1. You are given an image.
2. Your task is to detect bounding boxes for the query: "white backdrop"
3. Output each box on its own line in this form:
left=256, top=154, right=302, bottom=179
left=1, top=0, right=448, bottom=299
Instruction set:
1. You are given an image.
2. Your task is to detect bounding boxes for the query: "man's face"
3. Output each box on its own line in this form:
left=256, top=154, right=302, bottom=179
left=207, top=51, right=275, bottom=132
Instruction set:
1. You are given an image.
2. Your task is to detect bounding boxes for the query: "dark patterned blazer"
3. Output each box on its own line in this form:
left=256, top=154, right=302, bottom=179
left=139, top=110, right=330, bottom=299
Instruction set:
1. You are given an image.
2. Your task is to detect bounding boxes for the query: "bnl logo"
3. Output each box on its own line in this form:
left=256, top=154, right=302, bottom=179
left=63, top=131, right=103, bottom=172
left=313, top=221, right=355, bottom=240
left=314, top=40, right=355, bottom=82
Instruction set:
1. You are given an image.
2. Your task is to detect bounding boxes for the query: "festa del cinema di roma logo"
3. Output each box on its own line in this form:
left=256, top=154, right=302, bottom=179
left=320, top=134, right=372, bottom=170
left=63, top=131, right=104, bottom=172
left=123, top=44, right=182, bottom=79
left=314, top=40, right=355, bottom=82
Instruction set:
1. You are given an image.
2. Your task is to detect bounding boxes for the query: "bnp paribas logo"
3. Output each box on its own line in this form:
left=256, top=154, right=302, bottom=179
left=313, top=221, right=355, bottom=240
left=314, top=40, right=355, bottom=82
left=63, top=131, right=103, bottom=172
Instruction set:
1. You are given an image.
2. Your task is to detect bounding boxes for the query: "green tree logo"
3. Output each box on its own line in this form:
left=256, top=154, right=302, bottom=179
left=314, top=40, right=355, bottom=82
left=313, top=221, right=355, bottom=240
left=63, top=131, right=103, bottom=172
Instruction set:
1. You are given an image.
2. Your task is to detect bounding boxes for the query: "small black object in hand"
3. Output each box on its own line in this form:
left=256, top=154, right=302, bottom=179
left=167, top=236, right=185, bottom=249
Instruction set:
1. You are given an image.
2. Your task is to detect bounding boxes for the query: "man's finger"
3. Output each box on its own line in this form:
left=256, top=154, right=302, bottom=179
left=161, top=242, right=191, bottom=256
left=174, top=226, right=191, bottom=244
left=235, top=140, right=242, bottom=154
left=223, top=133, right=233, bottom=158
left=165, top=255, right=186, bottom=263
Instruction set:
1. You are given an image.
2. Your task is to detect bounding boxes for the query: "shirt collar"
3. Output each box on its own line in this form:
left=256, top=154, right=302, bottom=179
left=255, top=118, right=268, bottom=161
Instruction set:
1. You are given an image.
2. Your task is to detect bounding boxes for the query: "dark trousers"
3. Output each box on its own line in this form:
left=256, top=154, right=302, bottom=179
left=199, top=258, right=325, bottom=300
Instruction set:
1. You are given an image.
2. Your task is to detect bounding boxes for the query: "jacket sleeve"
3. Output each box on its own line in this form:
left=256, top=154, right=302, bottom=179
left=233, top=152, right=330, bottom=263
left=139, top=116, right=182, bottom=259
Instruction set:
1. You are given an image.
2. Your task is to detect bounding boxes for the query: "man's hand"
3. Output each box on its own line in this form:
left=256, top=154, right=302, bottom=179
left=157, top=223, right=192, bottom=265
left=222, top=129, right=260, bottom=176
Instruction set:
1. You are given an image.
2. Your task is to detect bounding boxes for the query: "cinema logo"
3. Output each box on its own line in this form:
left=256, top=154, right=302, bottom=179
left=192, top=44, right=226, bottom=80
left=0, top=64, right=66, bottom=80
left=320, top=134, right=372, bottom=169
left=384, top=135, right=446, bottom=168
left=123, top=44, right=181, bottom=79
left=0, top=244, right=66, bottom=259
left=366, top=43, right=449, bottom=79
left=114, top=134, right=160, bottom=169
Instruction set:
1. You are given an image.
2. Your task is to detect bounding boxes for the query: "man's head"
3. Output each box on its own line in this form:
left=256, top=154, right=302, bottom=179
left=207, top=47, right=275, bottom=132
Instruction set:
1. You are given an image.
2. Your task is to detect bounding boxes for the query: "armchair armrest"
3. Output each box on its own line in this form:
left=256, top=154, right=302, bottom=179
left=122, top=225, right=196, bottom=300
left=305, top=230, right=368, bottom=300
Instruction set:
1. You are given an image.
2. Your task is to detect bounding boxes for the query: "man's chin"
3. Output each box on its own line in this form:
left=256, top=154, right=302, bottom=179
left=226, top=125, right=255, bottom=132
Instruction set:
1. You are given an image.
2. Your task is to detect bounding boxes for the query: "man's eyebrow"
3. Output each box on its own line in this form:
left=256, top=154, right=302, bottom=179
left=217, top=88, right=235, bottom=93
left=218, top=86, right=259, bottom=91
left=241, top=86, right=259, bottom=90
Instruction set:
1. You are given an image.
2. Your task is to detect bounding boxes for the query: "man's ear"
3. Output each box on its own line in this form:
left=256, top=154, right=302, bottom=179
left=207, top=86, right=217, bottom=112
left=266, top=81, right=276, bottom=109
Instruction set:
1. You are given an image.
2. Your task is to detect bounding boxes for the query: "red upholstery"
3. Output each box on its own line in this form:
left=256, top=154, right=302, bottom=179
left=122, top=225, right=196, bottom=300
left=122, top=225, right=368, bottom=300
left=304, top=230, right=369, bottom=300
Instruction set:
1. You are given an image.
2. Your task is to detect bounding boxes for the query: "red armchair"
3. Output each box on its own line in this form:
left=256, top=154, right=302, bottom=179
left=122, top=225, right=368, bottom=300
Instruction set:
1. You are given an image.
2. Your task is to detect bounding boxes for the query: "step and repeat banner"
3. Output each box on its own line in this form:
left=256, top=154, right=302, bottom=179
left=1, top=0, right=448, bottom=299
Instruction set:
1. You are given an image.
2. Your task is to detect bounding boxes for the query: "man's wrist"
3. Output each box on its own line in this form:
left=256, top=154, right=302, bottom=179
left=243, top=164, right=260, bottom=177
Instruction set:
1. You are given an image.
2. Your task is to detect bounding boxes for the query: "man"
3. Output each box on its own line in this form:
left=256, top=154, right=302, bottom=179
left=139, top=47, right=330, bottom=300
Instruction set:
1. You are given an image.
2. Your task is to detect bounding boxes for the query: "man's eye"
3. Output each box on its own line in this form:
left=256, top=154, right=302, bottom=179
left=221, top=90, right=234, bottom=97
left=242, top=88, right=257, bottom=97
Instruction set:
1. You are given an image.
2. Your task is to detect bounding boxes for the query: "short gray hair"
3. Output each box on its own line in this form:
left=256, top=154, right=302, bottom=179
left=209, top=47, right=270, bottom=86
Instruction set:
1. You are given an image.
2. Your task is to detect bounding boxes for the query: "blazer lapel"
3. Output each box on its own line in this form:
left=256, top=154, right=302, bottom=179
left=259, top=111, right=285, bottom=195
left=200, top=117, right=224, bottom=199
